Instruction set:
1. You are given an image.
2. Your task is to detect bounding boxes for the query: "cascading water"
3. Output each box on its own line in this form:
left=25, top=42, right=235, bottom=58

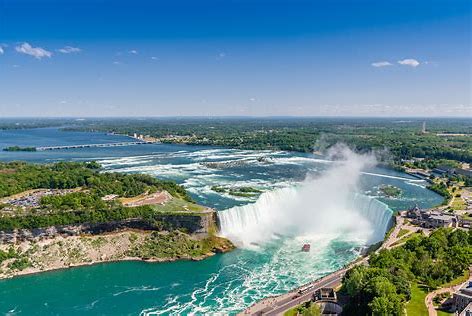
left=218, top=189, right=393, bottom=247
left=218, top=145, right=394, bottom=247
left=351, top=193, right=394, bottom=242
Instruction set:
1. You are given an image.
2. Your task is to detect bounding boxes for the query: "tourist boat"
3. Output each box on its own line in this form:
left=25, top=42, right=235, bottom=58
left=301, top=244, right=311, bottom=252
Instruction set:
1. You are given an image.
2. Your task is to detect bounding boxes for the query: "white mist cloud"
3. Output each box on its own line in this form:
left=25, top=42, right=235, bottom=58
left=398, top=58, right=420, bottom=67
left=15, top=42, right=52, bottom=59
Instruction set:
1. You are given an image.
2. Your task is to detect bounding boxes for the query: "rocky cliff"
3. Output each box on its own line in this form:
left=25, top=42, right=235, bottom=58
left=0, top=211, right=216, bottom=244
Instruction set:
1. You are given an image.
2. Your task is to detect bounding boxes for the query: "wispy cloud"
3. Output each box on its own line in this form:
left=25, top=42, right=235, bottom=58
left=398, top=58, right=420, bottom=67
left=129, top=49, right=138, bottom=54
left=15, top=42, right=52, bottom=59
left=57, top=46, right=81, bottom=54
left=0, top=44, right=7, bottom=55
left=371, top=61, right=392, bottom=67
left=151, top=56, right=159, bottom=60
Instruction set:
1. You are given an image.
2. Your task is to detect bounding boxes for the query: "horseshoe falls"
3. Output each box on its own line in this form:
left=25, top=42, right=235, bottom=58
left=219, top=147, right=393, bottom=248
left=218, top=187, right=393, bottom=248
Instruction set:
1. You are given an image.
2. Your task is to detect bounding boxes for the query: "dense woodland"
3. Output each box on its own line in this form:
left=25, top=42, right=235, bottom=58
left=0, top=161, right=189, bottom=200
left=341, top=228, right=472, bottom=315
left=0, top=161, right=194, bottom=230
left=1, top=118, right=471, bottom=163
left=59, top=117, right=472, bottom=163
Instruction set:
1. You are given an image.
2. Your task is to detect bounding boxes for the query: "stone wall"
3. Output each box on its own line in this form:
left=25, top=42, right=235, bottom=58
left=0, top=212, right=216, bottom=244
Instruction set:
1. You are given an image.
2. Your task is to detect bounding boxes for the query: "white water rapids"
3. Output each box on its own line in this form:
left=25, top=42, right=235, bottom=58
left=218, top=145, right=394, bottom=247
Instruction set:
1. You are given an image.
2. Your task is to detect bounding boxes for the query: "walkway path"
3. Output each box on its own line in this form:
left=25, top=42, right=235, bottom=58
left=425, top=278, right=471, bottom=316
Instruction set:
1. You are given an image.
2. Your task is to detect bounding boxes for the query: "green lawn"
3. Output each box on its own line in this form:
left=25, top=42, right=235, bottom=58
left=406, top=283, right=429, bottom=316
left=397, top=228, right=410, bottom=238
left=442, top=270, right=470, bottom=288
left=283, top=307, right=298, bottom=316
left=406, top=272, right=469, bottom=316
left=391, top=232, right=421, bottom=247
left=153, top=198, right=206, bottom=214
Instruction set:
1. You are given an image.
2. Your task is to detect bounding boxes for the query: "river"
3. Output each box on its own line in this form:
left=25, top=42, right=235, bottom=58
left=0, top=128, right=442, bottom=315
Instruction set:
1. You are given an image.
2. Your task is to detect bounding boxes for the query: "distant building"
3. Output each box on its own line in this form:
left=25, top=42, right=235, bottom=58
left=455, top=281, right=472, bottom=315
left=460, top=302, right=472, bottom=316
left=313, top=288, right=337, bottom=302
left=312, top=288, right=343, bottom=315
left=406, top=205, right=457, bottom=228
left=432, top=165, right=472, bottom=178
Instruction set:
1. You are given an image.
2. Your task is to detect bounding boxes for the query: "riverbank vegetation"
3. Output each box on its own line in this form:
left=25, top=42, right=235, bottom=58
left=284, top=301, right=321, bottom=316
left=341, top=228, right=472, bottom=315
left=127, top=231, right=234, bottom=260
left=379, top=185, right=402, bottom=198
left=0, top=230, right=234, bottom=279
left=210, top=186, right=262, bottom=197
left=0, top=161, right=190, bottom=200
left=0, top=161, right=204, bottom=231
left=59, top=117, right=472, bottom=164
left=2, top=146, right=36, bottom=152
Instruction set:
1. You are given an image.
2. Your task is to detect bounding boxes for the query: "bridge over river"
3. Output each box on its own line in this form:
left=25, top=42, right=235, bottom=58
left=36, top=141, right=153, bottom=151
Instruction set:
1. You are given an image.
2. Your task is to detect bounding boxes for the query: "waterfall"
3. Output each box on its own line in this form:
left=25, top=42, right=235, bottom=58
left=351, top=193, right=394, bottom=242
left=218, top=145, right=393, bottom=247
left=217, top=188, right=393, bottom=247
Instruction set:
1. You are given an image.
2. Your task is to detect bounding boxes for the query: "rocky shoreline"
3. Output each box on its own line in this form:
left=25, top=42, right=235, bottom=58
left=0, top=230, right=234, bottom=280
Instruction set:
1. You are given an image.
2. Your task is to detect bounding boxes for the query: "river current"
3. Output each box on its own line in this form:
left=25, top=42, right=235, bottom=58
left=0, top=128, right=442, bottom=315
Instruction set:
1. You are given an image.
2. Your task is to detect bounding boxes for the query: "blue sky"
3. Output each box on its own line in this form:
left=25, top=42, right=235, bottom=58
left=0, top=0, right=470, bottom=117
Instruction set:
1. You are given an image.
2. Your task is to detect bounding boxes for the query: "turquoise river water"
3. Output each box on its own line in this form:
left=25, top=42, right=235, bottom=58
left=0, top=128, right=442, bottom=315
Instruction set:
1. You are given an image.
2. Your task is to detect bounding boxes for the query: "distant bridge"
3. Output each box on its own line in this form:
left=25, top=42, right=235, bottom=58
left=36, top=141, right=152, bottom=151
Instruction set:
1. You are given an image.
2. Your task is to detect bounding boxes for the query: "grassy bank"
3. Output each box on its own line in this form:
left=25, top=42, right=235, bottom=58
left=406, top=283, right=429, bottom=316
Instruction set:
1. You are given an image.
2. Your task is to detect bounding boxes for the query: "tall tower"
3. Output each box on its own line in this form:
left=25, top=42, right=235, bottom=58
left=421, top=121, right=426, bottom=134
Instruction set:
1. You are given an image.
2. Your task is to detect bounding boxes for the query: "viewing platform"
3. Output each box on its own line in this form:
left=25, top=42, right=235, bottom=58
left=36, top=141, right=152, bottom=151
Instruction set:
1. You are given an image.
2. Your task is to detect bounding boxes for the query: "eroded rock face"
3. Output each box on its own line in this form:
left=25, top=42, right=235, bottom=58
left=0, top=212, right=216, bottom=244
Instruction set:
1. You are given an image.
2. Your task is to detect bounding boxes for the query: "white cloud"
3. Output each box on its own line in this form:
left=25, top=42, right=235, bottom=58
left=57, top=46, right=81, bottom=54
left=0, top=44, right=8, bottom=55
left=371, top=61, right=392, bottom=67
left=15, top=42, right=52, bottom=59
left=129, top=50, right=138, bottom=54
left=113, top=61, right=122, bottom=65
left=398, top=58, right=420, bottom=67
left=151, top=56, right=159, bottom=60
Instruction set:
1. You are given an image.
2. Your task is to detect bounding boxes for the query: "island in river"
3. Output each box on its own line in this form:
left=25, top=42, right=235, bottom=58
left=0, top=161, right=234, bottom=279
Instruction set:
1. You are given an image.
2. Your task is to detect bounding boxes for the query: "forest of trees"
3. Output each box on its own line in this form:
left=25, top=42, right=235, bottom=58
left=0, top=161, right=195, bottom=230
left=0, top=161, right=190, bottom=200
left=341, top=228, right=472, bottom=315
left=61, top=117, right=472, bottom=164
